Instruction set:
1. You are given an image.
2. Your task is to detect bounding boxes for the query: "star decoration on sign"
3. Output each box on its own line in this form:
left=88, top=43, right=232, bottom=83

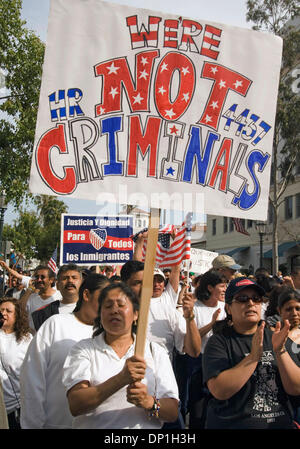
left=181, top=67, right=190, bottom=76
left=234, top=79, right=243, bottom=89
left=158, top=86, right=166, bottom=95
left=141, top=57, right=148, bottom=66
left=182, top=93, right=190, bottom=102
left=109, top=87, right=118, bottom=99
left=98, top=107, right=106, bottom=115
left=165, top=108, right=176, bottom=119
left=170, top=125, right=179, bottom=135
left=107, top=62, right=120, bottom=75
left=210, top=101, right=219, bottom=110
left=160, top=62, right=168, bottom=72
left=218, top=80, right=226, bottom=89
left=139, top=70, right=149, bottom=80
left=132, top=93, right=143, bottom=104
left=166, top=166, right=175, bottom=176
left=210, top=66, right=218, bottom=74
left=204, top=115, right=212, bottom=123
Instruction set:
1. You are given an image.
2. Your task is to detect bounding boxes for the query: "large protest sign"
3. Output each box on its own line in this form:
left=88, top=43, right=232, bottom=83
left=29, top=0, right=282, bottom=220
left=60, top=214, right=133, bottom=266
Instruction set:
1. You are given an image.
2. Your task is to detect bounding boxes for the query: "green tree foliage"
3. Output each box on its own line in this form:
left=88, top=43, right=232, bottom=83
left=3, top=196, right=68, bottom=263
left=0, top=0, right=45, bottom=207
left=34, top=195, right=68, bottom=262
left=3, top=210, right=41, bottom=260
left=246, top=0, right=300, bottom=273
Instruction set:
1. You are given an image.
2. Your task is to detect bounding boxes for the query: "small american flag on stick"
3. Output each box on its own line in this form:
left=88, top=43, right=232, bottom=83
left=131, top=214, right=192, bottom=267
left=48, top=247, right=59, bottom=274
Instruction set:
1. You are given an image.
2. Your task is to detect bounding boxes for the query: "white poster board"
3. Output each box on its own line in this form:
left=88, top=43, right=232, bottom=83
left=29, top=0, right=282, bottom=220
left=190, top=247, right=219, bottom=274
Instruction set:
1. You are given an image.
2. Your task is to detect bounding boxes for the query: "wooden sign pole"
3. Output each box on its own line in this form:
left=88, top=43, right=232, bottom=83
left=134, top=207, right=160, bottom=358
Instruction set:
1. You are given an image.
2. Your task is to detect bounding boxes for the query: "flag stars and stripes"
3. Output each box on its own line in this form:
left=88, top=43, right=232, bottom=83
left=48, top=248, right=59, bottom=275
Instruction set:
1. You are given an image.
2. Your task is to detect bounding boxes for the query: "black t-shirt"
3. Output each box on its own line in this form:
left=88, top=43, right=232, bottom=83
left=286, top=337, right=300, bottom=409
left=202, top=326, right=295, bottom=429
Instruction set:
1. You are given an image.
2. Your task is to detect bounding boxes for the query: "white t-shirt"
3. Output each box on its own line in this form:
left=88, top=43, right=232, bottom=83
left=155, top=282, right=179, bottom=307
left=147, top=295, right=186, bottom=359
left=58, top=302, right=76, bottom=314
left=20, top=275, right=32, bottom=289
left=26, top=291, right=62, bottom=330
left=0, top=331, right=32, bottom=413
left=194, top=300, right=226, bottom=353
left=62, top=334, right=179, bottom=429
left=20, top=313, right=93, bottom=429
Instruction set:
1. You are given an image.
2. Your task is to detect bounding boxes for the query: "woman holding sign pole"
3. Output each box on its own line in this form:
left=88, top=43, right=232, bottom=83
left=62, top=282, right=179, bottom=429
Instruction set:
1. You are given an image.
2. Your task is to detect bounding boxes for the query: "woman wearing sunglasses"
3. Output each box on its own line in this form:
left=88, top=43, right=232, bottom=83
left=202, top=277, right=300, bottom=429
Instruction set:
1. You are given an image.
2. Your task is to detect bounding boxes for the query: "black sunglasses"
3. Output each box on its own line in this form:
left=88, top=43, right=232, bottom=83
left=232, top=295, right=263, bottom=304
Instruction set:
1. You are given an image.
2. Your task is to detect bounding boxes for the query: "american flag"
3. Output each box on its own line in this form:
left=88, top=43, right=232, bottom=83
left=232, top=218, right=250, bottom=236
left=159, top=213, right=192, bottom=268
left=131, top=224, right=174, bottom=265
left=48, top=248, right=59, bottom=274
left=131, top=215, right=192, bottom=267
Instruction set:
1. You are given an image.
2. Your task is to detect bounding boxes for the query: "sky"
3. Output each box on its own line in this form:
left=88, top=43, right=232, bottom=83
left=6, top=0, right=252, bottom=225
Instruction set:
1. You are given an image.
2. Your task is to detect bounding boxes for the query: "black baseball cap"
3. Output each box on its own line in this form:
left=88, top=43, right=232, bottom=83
left=225, top=277, right=265, bottom=304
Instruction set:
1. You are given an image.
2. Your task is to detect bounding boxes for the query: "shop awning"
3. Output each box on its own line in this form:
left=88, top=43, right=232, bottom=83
left=226, top=246, right=249, bottom=256
left=264, top=241, right=300, bottom=259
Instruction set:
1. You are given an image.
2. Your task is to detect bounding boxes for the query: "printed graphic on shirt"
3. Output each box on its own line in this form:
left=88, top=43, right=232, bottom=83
left=249, top=350, right=287, bottom=423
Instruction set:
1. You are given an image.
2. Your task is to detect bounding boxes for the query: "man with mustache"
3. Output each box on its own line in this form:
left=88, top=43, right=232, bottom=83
left=31, top=264, right=82, bottom=331
left=23, top=265, right=62, bottom=332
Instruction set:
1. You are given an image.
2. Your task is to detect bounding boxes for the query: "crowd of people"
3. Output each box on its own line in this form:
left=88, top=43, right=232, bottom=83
left=0, top=251, right=299, bottom=430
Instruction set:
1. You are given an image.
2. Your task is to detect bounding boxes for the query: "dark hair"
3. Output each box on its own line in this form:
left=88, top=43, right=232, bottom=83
left=265, top=285, right=288, bottom=317
left=195, top=270, right=227, bottom=302
left=278, top=288, right=300, bottom=310
left=255, top=267, right=269, bottom=277
left=34, top=265, right=56, bottom=279
left=255, top=274, right=279, bottom=294
left=93, top=282, right=139, bottom=337
left=73, top=273, right=110, bottom=312
left=120, top=260, right=144, bottom=282
left=57, top=264, right=82, bottom=280
left=0, top=297, right=31, bottom=342
left=109, top=275, right=121, bottom=282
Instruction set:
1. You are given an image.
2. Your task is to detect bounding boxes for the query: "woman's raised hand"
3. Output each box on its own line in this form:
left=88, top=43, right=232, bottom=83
left=250, top=321, right=265, bottom=362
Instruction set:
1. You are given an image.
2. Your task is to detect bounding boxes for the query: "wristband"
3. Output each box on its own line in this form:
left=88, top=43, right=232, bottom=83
left=148, top=396, right=160, bottom=419
left=185, top=313, right=195, bottom=322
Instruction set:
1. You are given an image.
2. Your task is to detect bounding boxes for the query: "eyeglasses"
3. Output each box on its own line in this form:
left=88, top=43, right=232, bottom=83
left=232, top=295, right=263, bottom=304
